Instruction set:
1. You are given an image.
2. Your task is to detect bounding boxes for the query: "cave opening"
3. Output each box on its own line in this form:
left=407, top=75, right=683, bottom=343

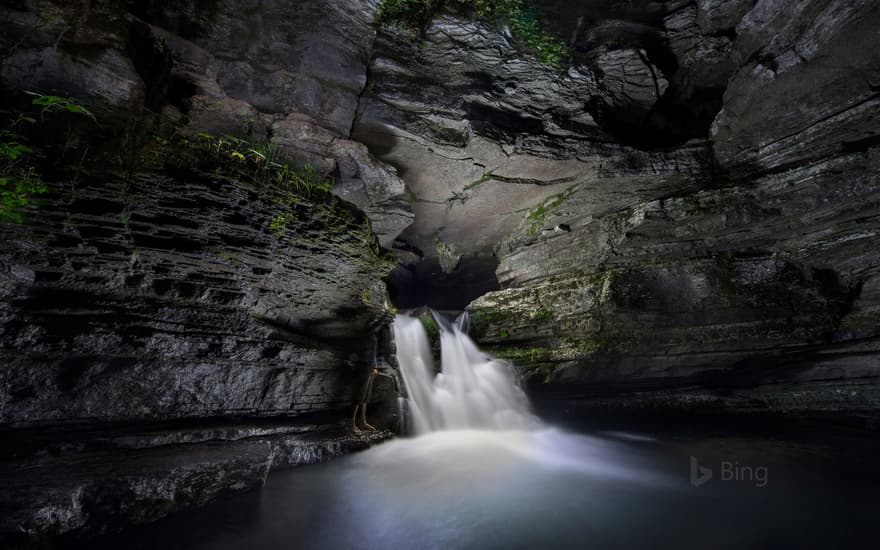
left=385, top=253, right=501, bottom=312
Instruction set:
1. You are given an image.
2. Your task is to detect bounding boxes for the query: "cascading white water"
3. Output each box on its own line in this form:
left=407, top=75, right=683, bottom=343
left=149, top=312, right=681, bottom=550
left=392, top=311, right=539, bottom=434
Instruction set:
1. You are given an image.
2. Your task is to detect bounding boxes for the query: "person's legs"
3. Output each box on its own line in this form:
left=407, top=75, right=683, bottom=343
left=352, top=367, right=371, bottom=433
left=352, top=404, right=362, bottom=433
left=352, top=368, right=381, bottom=433
left=360, top=404, right=376, bottom=431
left=360, top=373, right=377, bottom=431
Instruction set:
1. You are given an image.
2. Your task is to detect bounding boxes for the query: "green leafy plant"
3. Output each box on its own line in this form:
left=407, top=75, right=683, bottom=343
left=236, top=109, right=258, bottom=136
left=269, top=211, right=297, bottom=235
left=27, top=92, right=95, bottom=121
left=0, top=168, right=47, bottom=223
left=1, top=120, right=46, bottom=223
left=464, top=170, right=495, bottom=190
left=375, top=0, right=434, bottom=28
left=194, top=133, right=333, bottom=198
left=534, top=307, right=553, bottom=321
left=500, top=1, right=567, bottom=67
left=1, top=92, right=94, bottom=222
left=526, top=185, right=576, bottom=235
left=0, top=136, right=34, bottom=161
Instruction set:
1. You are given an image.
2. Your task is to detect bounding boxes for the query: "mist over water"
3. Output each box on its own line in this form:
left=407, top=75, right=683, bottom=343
left=385, top=311, right=670, bottom=485
left=85, top=312, right=879, bottom=550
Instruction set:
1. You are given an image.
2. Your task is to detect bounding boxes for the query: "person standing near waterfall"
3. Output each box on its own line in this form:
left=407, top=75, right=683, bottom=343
left=353, top=330, right=397, bottom=433
left=352, top=366, right=380, bottom=433
left=353, top=364, right=397, bottom=432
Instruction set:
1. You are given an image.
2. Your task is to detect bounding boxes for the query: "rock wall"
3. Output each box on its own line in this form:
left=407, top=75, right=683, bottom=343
left=0, top=0, right=404, bottom=542
left=0, top=0, right=410, bottom=426
left=0, top=0, right=413, bottom=248
left=355, top=9, right=714, bottom=307
left=465, top=0, right=880, bottom=413
left=0, top=126, right=400, bottom=542
left=0, top=422, right=392, bottom=543
left=0, top=171, right=393, bottom=425
left=2, top=0, right=879, bottom=540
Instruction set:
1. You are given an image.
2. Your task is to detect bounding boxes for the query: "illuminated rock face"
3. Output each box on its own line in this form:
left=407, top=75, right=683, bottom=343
left=0, top=0, right=879, bottom=542
left=463, top=1, right=880, bottom=413
left=342, top=0, right=879, bottom=412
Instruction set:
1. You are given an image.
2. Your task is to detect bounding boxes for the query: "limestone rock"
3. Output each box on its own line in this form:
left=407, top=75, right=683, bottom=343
left=696, top=0, right=754, bottom=34
left=0, top=170, right=393, bottom=425
left=2, top=47, right=145, bottom=110
left=356, top=12, right=723, bottom=305
left=0, top=425, right=391, bottom=542
left=463, top=0, right=880, bottom=414
left=271, top=113, right=414, bottom=248
left=185, top=94, right=271, bottom=139
left=1, top=4, right=879, bottom=537
left=664, top=4, right=736, bottom=91
left=594, top=47, right=668, bottom=119
left=137, top=0, right=379, bottom=136
left=711, top=0, right=880, bottom=175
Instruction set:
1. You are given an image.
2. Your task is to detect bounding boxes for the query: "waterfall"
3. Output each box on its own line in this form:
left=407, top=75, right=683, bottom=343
left=392, top=311, right=538, bottom=435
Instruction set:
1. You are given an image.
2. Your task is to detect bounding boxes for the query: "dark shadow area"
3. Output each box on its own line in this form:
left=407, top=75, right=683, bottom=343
left=534, top=0, right=730, bottom=150
left=0, top=412, right=354, bottom=462
left=125, top=0, right=222, bottom=40
left=386, top=254, right=501, bottom=311
left=586, top=84, right=727, bottom=150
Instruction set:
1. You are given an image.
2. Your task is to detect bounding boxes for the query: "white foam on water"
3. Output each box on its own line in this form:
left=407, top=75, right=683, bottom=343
left=392, top=312, right=538, bottom=435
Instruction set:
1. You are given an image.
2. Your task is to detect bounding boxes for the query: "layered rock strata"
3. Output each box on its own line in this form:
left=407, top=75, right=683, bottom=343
left=466, top=0, right=880, bottom=413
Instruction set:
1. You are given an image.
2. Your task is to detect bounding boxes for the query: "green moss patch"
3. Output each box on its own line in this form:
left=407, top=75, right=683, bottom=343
left=376, top=0, right=568, bottom=68
left=526, top=185, right=577, bottom=235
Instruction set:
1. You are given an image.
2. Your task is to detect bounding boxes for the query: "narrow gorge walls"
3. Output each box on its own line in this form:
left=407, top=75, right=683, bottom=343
left=462, top=0, right=880, bottom=413
left=0, top=0, right=405, bottom=540
left=0, top=0, right=411, bottom=425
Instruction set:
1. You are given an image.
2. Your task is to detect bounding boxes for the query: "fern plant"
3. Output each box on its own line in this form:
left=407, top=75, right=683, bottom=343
left=194, top=133, right=333, bottom=196
left=1, top=93, right=94, bottom=222
left=26, top=92, right=96, bottom=121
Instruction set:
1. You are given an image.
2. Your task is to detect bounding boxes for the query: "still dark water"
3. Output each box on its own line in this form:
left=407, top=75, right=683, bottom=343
left=80, top=417, right=879, bottom=550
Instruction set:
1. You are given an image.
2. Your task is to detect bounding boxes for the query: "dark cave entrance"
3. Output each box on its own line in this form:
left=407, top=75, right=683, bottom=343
left=385, top=254, right=501, bottom=312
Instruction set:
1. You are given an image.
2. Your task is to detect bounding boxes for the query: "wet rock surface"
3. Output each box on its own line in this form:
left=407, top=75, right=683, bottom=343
left=0, top=162, right=401, bottom=539
left=130, top=0, right=378, bottom=135
left=0, top=0, right=409, bottom=542
left=1, top=0, right=880, bottom=543
left=355, top=10, right=716, bottom=306
left=0, top=0, right=413, bottom=251
left=711, top=0, right=880, bottom=177
left=0, top=419, right=392, bottom=545
left=0, top=170, right=393, bottom=425
left=466, top=0, right=880, bottom=413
